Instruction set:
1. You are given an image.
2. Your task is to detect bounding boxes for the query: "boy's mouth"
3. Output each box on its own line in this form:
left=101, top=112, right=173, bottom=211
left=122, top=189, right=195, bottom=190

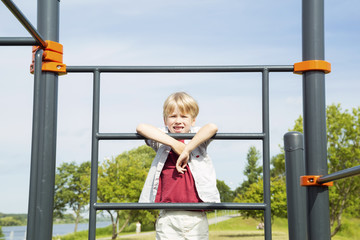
left=173, top=126, right=184, bottom=133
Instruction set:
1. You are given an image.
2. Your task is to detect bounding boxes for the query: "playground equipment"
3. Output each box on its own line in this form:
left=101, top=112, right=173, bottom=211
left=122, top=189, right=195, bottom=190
left=284, top=132, right=360, bottom=240
left=1, top=0, right=359, bottom=239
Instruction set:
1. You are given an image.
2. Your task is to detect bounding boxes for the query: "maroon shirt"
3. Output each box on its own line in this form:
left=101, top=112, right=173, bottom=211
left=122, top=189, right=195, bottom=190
left=155, top=144, right=202, bottom=203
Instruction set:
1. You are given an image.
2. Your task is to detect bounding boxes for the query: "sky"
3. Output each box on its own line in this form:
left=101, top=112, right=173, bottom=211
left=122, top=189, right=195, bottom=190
left=0, top=0, right=359, bottom=214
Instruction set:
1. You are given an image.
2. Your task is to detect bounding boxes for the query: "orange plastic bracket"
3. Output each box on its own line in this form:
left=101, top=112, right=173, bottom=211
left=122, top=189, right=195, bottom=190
left=300, top=175, right=333, bottom=187
left=30, top=40, right=66, bottom=75
left=294, top=60, right=331, bottom=74
left=32, top=50, right=63, bottom=63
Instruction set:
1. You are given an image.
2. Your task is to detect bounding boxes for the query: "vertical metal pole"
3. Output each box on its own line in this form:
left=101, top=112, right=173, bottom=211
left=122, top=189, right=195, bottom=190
left=89, top=70, right=101, bottom=240
left=302, top=0, right=331, bottom=239
left=284, top=132, right=308, bottom=240
left=26, top=0, right=60, bottom=239
left=27, top=49, right=44, bottom=240
left=262, top=69, right=272, bottom=239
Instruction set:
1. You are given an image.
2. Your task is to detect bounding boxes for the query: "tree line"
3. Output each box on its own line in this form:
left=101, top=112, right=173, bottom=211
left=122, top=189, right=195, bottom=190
left=0, top=213, right=27, bottom=238
left=52, top=103, right=359, bottom=238
left=0, top=213, right=27, bottom=226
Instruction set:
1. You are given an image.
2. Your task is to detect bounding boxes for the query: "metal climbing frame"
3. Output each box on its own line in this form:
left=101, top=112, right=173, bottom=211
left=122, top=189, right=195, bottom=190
left=0, top=0, right=335, bottom=240
left=65, top=65, right=293, bottom=240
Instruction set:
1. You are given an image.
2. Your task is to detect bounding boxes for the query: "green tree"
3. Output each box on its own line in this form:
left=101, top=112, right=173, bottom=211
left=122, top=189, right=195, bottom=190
left=234, top=146, right=262, bottom=196
left=270, top=151, right=285, bottom=178
left=326, top=104, right=360, bottom=236
left=216, top=180, right=234, bottom=202
left=54, top=161, right=91, bottom=232
left=235, top=177, right=264, bottom=222
left=270, top=104, right=360, bottom=236
left=97, top=145, right=157, bottom=240
left=234, top=176, right=287, bottom=223
left=271, top=116, right=303, bottom=178
left=270, top=177, right=288, bottom=219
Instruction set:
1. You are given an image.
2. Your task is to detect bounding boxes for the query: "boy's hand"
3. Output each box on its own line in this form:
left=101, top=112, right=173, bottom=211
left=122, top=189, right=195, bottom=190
left=175, top=123, right=218, bottom=174
left=176, top=151, right=190, bottom=174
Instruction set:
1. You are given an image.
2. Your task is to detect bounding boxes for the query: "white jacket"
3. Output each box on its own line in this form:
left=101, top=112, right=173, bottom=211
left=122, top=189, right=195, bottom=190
left=139, top=127, right=220, bottom=203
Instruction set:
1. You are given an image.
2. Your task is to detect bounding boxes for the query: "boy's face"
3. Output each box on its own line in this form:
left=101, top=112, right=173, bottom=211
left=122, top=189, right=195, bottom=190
left=164, top=106, right=195, bottom=133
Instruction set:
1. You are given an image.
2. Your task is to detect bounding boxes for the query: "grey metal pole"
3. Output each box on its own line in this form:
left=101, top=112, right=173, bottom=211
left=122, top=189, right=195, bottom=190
left=284, top=132, right=308, bottom=240
left=88, top=70, right=101, bottom=240
left=262, top=69, right=272, bottom=239
left=302, top=0, right=331, bottom=239
left=27, top=49, right=44, bottom=240
left=318, top=165, right=360, bottom=184
left=96, top=132, right=266, bottom=140
left=66, top=65, right=294, bottom=73
left=94, top=202, right=267, bottom=210
left=26, top=0, right=60, bottom=239
left=0, top=37, right=37, bottom=45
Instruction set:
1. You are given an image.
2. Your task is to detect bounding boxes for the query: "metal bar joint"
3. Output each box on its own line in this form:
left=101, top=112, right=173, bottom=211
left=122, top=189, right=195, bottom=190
left=294, top=60, right=331, bottom=74
left=300, top=175, right=333, bottom=186
left=30, top=40, right=66, bottom=74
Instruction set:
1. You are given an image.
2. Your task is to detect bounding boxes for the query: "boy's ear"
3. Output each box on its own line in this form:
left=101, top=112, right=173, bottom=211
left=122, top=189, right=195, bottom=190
left=191, top=118, right=196, bottom=126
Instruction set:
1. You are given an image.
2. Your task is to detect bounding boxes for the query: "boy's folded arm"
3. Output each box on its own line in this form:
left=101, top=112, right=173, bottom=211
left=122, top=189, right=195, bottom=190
left=176, top=123, right=218, bottom=173
left=185, top=123, right=218, bottom=153
left=136, top=123, right=185, bottom=154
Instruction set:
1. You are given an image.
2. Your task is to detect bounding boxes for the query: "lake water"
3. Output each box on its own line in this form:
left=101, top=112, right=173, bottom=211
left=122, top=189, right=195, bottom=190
left=1, top=221, right=112, bottom=240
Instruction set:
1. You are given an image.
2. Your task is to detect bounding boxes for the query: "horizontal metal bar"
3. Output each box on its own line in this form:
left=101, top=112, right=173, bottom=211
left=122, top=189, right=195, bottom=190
left=94, top=202, right=267, bottom=211
left=66, top=65, right=294, bottom=73
left=0, top=37, right=37, bottom=46
left=96, top=133, right=265, bottom=140
left=318, top=165, right=360, bottom=184
left=1, top=0, right=46, bottom=48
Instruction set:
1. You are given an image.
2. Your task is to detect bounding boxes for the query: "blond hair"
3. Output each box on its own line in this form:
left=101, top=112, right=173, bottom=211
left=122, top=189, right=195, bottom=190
left=163, top=92, right=199, bottom=120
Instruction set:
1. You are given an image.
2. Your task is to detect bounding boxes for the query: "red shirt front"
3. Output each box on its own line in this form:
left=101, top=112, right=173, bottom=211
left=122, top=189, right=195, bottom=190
left=155, top=147, right=202, bottom=203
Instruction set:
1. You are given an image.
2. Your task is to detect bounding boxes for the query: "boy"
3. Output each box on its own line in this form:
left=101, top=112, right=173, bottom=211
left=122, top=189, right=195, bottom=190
left=137, top=92, right=220, bottom=240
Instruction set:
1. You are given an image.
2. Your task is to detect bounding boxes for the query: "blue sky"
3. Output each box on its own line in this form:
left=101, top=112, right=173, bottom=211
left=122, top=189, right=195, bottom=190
left=0, top=0, right=359, bottom=214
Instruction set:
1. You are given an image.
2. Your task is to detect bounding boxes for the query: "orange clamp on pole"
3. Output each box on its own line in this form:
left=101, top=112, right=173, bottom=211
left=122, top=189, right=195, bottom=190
left=294, top=60, right=331, bottom=74
left=30, top=40, right=66, bottom=75
left=300, top=175, right=333, bottom=187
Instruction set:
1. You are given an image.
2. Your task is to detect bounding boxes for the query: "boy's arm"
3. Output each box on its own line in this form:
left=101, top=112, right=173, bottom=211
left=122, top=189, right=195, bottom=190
left=176, top=123, right=218, bottom=174
left=136, top=123, right=185, bottom=155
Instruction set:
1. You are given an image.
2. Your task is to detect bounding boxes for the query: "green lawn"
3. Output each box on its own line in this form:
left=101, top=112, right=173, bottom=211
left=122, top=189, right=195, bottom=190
left=54, top=214, right=360, bottom=240
left=208, top=216, right=288, bottom=240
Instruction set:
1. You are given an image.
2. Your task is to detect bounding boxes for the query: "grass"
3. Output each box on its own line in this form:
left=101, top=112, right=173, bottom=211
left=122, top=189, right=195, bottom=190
left=53, top=214, right=360, bottom=240
left=208, top=216, right=288, bottom=240
left=331, top=217, right=360, bottom=240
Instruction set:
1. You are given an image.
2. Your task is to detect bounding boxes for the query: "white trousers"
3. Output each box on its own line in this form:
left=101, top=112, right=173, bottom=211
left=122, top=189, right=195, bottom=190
left=156, top=210, right=209, bottom=240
